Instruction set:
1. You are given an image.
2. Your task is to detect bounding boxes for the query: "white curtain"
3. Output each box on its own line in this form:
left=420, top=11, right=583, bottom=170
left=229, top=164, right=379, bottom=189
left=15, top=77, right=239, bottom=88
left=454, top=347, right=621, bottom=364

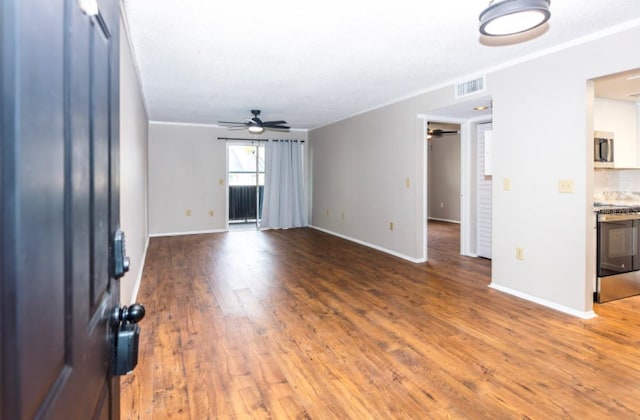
left=261, top=139, right=307, bottom=229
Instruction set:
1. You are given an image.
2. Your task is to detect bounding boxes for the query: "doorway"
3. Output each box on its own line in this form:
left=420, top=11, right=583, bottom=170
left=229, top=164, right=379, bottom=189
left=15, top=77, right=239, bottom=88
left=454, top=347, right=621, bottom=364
left=228, top=143, right=265, bottom=230
left=421, top=95, right=493, bottom=260
left=427, top=121, right=462, bottom=253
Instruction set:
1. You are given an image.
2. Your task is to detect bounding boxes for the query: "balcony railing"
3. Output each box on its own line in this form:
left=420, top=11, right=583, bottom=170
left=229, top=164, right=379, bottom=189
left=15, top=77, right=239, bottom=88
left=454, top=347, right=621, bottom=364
left=229, top=185, right=264, bottom=222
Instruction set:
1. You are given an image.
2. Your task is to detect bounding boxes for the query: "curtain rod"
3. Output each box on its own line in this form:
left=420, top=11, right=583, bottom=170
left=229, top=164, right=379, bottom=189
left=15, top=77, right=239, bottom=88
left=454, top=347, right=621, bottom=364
left=217, top=137, right=305, bottom=143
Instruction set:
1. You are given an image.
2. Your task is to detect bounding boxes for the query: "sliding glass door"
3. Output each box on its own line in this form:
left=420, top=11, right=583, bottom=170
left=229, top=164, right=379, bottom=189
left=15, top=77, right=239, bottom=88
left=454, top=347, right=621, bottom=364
left=228, top=144, right=265, bottom=229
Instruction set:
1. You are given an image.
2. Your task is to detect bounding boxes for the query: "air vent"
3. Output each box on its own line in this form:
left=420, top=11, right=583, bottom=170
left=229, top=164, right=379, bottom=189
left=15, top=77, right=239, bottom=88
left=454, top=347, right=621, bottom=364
left=455, top=76, right=486, bottom=98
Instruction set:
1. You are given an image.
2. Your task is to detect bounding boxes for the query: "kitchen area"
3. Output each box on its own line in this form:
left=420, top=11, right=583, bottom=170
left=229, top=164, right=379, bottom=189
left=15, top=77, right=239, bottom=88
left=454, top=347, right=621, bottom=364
left=593, top=67, right=640, bottom=303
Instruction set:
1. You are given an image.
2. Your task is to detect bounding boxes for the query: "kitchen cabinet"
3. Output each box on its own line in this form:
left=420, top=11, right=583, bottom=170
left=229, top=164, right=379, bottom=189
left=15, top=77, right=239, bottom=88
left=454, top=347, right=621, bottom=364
left=594, top=98, right=640, bottom=168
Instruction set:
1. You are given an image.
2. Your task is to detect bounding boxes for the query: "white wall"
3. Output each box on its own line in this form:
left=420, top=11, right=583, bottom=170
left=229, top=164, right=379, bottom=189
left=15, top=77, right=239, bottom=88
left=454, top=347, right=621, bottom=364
left=309, top=23, right=640, bottom=315
left=119, top=15, right=149, bottom=304
left=148, top=123, right=308, bottom=235
left=489, top=26, right=640, bottom=316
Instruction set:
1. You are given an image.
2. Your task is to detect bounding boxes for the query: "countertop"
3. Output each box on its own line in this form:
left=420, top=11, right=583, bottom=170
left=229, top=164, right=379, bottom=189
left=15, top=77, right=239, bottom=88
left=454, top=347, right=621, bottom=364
left=594, top=201, right=640, bottom=214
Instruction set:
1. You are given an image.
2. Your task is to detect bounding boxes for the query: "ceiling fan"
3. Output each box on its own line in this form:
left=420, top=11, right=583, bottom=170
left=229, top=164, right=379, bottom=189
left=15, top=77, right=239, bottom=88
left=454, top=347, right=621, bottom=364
left=218, top=109, right=290, bottom=134
left=428, top=128, right=459, bottom=137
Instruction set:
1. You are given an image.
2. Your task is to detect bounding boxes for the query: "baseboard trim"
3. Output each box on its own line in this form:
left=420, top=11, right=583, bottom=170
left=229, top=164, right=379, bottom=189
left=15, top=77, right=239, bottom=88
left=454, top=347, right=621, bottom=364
left=149, top=228, right=226, bottom=237
left=489, top=283, right=597, bottom=319
left=428, top=217, right=460, bottom=224
left=130, top=236, right=149, bottom=305
left=309, top=225, right=425, bottom=263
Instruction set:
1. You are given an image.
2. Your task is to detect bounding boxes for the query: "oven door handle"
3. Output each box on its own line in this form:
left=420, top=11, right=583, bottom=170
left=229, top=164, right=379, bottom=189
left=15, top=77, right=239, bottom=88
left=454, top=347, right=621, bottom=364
left=598, top=213, right=640, bottom=222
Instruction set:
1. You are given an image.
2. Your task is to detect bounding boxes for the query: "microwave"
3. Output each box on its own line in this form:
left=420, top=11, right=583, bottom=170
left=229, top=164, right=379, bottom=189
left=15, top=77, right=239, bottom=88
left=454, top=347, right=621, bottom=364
left=594, top=131, right=614, bottom=168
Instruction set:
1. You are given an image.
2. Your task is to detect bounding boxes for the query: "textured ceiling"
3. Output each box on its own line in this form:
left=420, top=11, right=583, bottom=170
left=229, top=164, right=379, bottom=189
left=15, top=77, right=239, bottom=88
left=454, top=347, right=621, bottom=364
left=122, top=1, right=640, bottom=129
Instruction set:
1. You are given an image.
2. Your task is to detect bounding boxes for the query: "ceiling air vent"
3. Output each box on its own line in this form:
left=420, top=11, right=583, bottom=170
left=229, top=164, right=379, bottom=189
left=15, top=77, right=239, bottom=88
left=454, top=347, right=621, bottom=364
left=455, top=76, right=486, bottom=98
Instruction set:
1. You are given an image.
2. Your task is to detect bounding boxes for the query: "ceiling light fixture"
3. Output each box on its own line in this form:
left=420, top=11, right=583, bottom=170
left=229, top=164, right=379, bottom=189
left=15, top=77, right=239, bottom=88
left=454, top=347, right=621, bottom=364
left=474, top=105, right=489, bottom=111
left=248, top=125, right=264, bottom=134
left=479, top=0, right=551, bottom=37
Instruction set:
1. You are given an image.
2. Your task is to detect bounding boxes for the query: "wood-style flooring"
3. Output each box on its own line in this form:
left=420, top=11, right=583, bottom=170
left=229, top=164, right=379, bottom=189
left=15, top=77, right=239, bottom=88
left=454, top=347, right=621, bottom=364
left=121, top=221, right=640, bottom=418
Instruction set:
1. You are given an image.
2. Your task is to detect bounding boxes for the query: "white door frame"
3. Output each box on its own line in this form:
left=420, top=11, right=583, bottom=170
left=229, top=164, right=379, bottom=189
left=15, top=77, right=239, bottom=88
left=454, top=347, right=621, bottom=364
left=418, top=114, right=492, bottom=259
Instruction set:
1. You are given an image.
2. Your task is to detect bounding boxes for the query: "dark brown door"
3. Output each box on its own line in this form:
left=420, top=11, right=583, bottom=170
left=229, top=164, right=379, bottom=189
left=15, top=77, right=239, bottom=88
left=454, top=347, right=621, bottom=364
left=1, top=0, right=122, bottom=418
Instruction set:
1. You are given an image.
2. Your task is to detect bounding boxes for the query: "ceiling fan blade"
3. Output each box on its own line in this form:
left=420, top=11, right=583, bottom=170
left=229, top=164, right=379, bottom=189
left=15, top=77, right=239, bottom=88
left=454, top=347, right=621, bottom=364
left=218, top=121, right=247, bottom=126
left=264, top=125, right=290, bottom=129
left=429, top=129, right=459, bottom=136
left=222, top=111, right=291, bottom=132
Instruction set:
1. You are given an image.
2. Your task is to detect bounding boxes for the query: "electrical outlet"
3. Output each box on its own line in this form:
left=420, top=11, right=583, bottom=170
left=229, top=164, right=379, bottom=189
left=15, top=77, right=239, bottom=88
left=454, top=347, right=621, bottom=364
left=389, top=222, right=394, bottom=231
left=558, top=179, right=574, bottom=193
left=405, top=178, right=411, bottom=188
left=209, top=210, right=214, bottom=217
left=503, top=178, right=511, bottom=191
left=186, top=209, right=192, bottom=216
left=219, top=178, right=224, bottom=186
left=516, top=247, right=524, bottom=260
left=440, top=202, right=444, bottom=208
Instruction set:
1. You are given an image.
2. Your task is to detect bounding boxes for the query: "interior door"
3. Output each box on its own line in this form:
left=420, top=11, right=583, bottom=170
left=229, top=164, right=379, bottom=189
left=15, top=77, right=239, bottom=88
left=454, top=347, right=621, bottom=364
left=1, top=0, right=122, bottom=418
left=476, top=122, right=493, bottom=259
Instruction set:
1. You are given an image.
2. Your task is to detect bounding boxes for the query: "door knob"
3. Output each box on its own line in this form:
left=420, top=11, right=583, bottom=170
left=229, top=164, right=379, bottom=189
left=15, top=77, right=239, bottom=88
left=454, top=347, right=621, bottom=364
left=123, top=303, right=145, bottom=324
left=110, top=303, right=145, bottom=328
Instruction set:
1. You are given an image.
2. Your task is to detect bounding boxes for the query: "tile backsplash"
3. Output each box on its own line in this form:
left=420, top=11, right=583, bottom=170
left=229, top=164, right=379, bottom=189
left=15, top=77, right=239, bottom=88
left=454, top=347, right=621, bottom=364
left=594, top=169, right=640, bottom=200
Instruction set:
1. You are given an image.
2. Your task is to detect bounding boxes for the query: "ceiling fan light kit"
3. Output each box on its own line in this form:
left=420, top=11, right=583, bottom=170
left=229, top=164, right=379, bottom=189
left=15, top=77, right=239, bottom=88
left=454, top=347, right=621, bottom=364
left=479, top=0, right=551, bottom=37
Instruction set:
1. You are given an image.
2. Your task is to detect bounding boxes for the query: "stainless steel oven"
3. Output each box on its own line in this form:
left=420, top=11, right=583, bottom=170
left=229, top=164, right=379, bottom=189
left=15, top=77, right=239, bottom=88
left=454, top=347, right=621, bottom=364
left=596, top=211, right=640, bottom=302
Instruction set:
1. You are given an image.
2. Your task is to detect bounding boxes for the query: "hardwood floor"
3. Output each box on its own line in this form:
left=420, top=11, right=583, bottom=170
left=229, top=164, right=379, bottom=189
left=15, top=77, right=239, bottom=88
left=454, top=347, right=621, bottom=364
left=122, top=221, right=640, bottom=418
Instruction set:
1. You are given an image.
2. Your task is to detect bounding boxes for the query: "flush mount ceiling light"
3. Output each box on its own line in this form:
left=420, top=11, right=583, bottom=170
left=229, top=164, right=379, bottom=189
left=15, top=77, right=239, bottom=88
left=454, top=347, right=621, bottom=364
left=479, top=0, right=551, bottom=36
left=474, top=105, right=489, bottom=111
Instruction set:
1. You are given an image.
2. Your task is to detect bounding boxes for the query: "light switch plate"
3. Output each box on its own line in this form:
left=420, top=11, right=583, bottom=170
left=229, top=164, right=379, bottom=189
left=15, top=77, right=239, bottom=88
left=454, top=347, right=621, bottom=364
left=558, top=179, right=574, bottom=193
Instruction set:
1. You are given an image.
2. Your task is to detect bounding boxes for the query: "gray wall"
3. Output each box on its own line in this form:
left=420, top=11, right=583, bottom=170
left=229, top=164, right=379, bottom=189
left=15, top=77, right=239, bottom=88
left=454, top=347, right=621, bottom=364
left=119, top=15, right=149, bottom=304
left=309, top=23, right=640, bottom=316
left=148, top=123, right=308, bottom=235
left=309, top=107, right=426, bottom=260
left=428, top=124, right=461, bottom=222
